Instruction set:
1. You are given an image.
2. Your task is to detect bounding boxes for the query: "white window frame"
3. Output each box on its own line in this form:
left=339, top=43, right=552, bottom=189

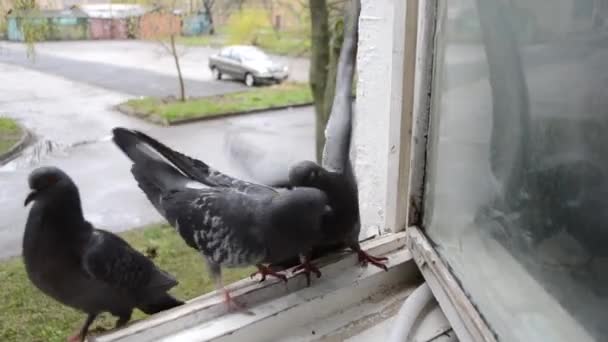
left=401, top=1, right=596, bottom=342
left=395, top=0, right=498, bottom=341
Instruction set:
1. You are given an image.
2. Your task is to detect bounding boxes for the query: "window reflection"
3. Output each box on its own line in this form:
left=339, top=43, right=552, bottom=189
left=424, top=0, right=608, bottom=340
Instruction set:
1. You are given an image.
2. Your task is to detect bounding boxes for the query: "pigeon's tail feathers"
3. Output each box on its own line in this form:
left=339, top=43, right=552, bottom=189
left=131, top=163, right=169, bottom=215
left=137, top=292, right=184, bottom=315
left=113, top=127, right=162, bottom=166
left=130, top=129, right=213, bottom=183
left=147, top=268, right=179, bottom=292
left=130, top=129, right=277, bottom=196
left=113, top=128, right=190, bottom=192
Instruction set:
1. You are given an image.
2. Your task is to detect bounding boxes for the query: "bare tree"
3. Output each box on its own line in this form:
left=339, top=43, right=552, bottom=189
left=307, top=0, right=331, bottom=161
left=165, top=35, right=186, bottom=101
left=260, top=0, right=280, bottom=36
left=12, top=0, right=49, bottom=59
left=308, top=0, right=355, bottom=161
left=145, top=9, right=187, bottom=101
left=202, top=0, right=216, bottom=34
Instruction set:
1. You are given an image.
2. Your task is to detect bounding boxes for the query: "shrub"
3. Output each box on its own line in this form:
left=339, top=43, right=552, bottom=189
left=225, top=8, right=272, bottom=46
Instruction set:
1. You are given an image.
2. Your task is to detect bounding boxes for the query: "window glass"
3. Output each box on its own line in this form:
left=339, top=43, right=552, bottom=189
left=424, top=0, right=608, bottom=340
left=219, top=48, right=231, bottom=57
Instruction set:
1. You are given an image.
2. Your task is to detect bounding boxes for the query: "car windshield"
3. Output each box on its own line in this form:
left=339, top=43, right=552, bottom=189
left=239, top=48, right=269, bottom=61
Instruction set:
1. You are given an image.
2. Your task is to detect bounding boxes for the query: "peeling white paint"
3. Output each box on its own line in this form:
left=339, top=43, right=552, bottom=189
left=353, top=0, right=396, bottom=238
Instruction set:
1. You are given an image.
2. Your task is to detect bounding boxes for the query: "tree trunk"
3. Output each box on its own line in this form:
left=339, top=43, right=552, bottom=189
left=170, top=35, right=186, bottom=102
left=308, top=0, right=331, bottom=162
left=203, top=1, right=215, bottom=35
left=321, top=18, right=344, bottom=136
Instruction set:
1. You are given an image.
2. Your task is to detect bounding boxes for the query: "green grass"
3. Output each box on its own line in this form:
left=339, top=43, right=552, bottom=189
left=253, top=28, right=311, bottom=57
left=175, top=28, right=310, bottom=57
left=0, top=117, right=22, bottom=155
left=123, top=82, right=313, bottom=123
left=0, top=223, right=254, bottom=342
left=175, top=34, right=227, bottom=48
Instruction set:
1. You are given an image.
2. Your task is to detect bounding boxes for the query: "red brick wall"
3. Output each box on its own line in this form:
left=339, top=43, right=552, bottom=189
left=89, top=18, right=128, bottom=39
left=138, top=12, right=181, bottom=40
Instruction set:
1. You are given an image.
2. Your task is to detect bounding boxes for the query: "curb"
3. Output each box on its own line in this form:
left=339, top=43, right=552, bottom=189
left=114, top=102, right=314, bottom=126
left=0, top=122, right=32, bottom=165
left=115, top=104, right=169, bottom=126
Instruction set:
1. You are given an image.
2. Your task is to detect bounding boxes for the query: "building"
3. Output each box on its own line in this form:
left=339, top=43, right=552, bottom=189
left=37, top=0, right=110, bottom=10
left=76, top=4, right=149, bottom=39
left=6, top=8, right=88, bottom=41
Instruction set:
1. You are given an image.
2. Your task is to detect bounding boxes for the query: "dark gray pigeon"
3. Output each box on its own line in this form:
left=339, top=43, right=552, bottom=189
left=22, top=166, right=183, bottom=342
left=112, top=127, right=332, bottom=307
left=267, top=0, right=387, bottom=271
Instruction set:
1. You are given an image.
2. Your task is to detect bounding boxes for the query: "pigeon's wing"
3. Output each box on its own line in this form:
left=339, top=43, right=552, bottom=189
left=82, top=229, right=178, bottom=294
left=161, top=188, right=267, bottom=266
left=321, top=0, right=360, bottom=174
left=127, top=128, right=278, bottom=196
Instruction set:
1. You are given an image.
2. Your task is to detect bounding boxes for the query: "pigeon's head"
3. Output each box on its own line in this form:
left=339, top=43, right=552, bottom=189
left=288, top=160, right=327, bottom=188
left=275, top=187, right=333, bottom=222
left=24, top=166, right=74, bottom=206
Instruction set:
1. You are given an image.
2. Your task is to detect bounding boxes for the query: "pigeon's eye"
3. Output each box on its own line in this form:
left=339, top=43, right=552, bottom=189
left=44, top=175, right=59, bottom=187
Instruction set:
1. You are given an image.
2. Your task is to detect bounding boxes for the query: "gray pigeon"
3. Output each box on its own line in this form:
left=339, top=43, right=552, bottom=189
left=112, top=127, right=332, bottom=308
left=267, top=0, right=387, bottom=271
left=22, top=166, right=183, bottom=342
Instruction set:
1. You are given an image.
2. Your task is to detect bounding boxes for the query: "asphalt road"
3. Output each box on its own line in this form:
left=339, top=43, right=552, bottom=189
left=0, top=45, right=245, bottom=98
left=0, top=40, right=310, bottom=97
left=0, top=42, right=315, bottom=259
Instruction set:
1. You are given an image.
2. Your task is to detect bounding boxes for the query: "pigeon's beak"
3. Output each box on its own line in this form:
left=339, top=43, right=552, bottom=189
left=324, top=205, right=333, bottom=216
left=24, top=190, right=38, bottom=206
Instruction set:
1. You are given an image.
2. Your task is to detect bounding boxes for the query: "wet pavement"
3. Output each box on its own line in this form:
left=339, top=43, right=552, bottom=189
left=0, top=40, right=310, bottom=97
left=0, top=51, right=314, bottom=259
left=0, top=43, right=245, bottom=97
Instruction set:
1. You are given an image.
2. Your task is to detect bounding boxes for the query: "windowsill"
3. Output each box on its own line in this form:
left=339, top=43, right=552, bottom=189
left=407, top=226, right=596, bottom=342
left=96, top=232, right=418, bottom=342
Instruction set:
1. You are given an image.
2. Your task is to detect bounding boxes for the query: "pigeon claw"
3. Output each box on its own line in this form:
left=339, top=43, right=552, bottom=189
left=357, top=250, right=389, bottom=271
left=250, top=264, right=288, bottom=283
left=67, top=332, right=84, bottom=342
left=223, top=289, right=245, bottom=312
left=292, top=262, right=322, bottom=287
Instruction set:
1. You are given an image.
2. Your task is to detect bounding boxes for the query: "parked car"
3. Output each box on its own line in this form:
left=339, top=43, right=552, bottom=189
left=208, top=45, right=289, bottom=87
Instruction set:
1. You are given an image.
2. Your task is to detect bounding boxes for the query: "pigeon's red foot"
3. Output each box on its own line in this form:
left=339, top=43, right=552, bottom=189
left=292, top=261, right=322, bottom=286
left=223, top=289, right=245, bottom=312
left=67, top=332, right=83, bottom=342
left=357, top=250, right=389, bottom=271
left=250, top=264, right=288, bottom=283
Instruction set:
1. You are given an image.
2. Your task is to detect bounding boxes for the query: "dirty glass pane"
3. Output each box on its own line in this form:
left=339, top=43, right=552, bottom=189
left=424, top=0, right=608, bottom=341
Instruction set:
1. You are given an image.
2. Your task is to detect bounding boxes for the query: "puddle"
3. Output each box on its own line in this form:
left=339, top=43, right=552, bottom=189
left=0, top=135, right=112, bottom=171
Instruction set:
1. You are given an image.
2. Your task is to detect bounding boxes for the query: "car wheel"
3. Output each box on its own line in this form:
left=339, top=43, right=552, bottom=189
left=211, top=67, right=222, bottom=80
left=244, top=73, right=255, bottom=87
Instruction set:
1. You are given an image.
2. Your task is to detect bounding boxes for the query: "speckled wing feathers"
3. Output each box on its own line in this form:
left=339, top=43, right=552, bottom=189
left=161, top=188, right=267, bottom=267
left=82, top=230, right=178, bottom=294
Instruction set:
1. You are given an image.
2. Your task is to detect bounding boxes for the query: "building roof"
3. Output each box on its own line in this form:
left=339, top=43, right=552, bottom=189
left=7, top=8, right=88, bottom=18
left=73, top=3, right=153, bottom=19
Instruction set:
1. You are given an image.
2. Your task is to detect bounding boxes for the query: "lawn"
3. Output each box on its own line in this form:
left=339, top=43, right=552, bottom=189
left=252, top=28, right=311, bottom=57
left=121, top=82, right=313, bottom=124
left=176, top=29, right=310, bottom=57
left=0, top=223, right=254, bottom=342
left=0, top=117, right=22, bottom=155
left=176, top=34, right=226, bottom=48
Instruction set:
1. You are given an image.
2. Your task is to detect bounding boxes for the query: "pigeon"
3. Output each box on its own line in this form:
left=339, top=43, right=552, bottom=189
left=111, top=127, right=332, bottom=307
left=22, top=166, right=183, bottom=342
left=266, top=0, right=387, bottom=271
